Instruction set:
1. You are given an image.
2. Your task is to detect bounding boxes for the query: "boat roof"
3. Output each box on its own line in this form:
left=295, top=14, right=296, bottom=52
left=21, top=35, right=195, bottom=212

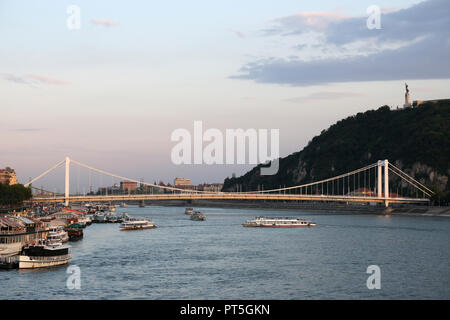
left=16, top=217, right=36, bottom=225
left=122, top=219, right=151, bottom=223
left=0, top=217, right=25, bottom=228
left=254, top=216, right=304, bottom=220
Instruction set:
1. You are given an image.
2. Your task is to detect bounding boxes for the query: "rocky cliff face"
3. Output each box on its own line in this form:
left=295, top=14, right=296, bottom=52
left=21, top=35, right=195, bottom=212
left=393, top=161, right=449, bottom=192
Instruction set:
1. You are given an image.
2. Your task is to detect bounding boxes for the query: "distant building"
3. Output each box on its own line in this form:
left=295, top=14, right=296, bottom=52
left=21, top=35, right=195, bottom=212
left=413, top=98, right=450, bottom=107
left=175, top=185, right=199, bottom=191
left=0, top=167, right=18, bottom=185
left=120, top=181, right=138, bottom=192
left=174, top=177, right=191, bottom=186
left=199, top=183, right=223, bottom=192
left=98, top=183, right=121, bottom=195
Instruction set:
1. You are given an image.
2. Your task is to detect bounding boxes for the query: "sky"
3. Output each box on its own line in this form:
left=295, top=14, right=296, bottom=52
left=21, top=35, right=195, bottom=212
left=0, top=0, right=449, bottom=193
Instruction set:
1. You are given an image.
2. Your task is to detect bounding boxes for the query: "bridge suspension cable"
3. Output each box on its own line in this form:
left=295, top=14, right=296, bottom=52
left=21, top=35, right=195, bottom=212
left=69, top=159, right=218, bottom=194
left=387, top=163, right=434, bottom=197
left=240, top=163, right=378, bottom=194
left=24, top=159, right=65, bottom=188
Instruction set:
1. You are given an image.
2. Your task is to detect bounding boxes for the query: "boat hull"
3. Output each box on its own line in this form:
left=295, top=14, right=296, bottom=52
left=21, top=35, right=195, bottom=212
left=120, top=225, right=156, bottom=231
left=243, top=224, right=316, bottom=228
left=67, top=229, right=83, bottom=241
left=190, top=217, right=206, bottom=221
left=18, top=254, right=70, bottom=269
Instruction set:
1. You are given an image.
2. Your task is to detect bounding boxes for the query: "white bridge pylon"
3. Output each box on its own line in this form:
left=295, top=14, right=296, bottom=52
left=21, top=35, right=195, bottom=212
left=25, top=157, right=433, bottom=207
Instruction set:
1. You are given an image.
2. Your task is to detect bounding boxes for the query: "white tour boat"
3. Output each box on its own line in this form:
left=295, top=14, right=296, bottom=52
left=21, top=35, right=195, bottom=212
left=243, top=217, right=317, bottom=228
left=120, top=219, right=157, bottom=231
left=18, top=241, right=71, bottom=269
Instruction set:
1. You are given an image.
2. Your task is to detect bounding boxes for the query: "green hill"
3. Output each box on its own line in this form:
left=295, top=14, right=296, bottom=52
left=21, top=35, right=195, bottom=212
left=222, top=100, right=450, bottom=203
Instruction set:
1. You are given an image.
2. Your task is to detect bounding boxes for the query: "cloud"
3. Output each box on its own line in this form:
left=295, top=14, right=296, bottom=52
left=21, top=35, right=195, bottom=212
left=27, top=74, right=70, bottom=85
left=3, top=73, right=28, bottom=84
left=265, top=11, right=347, bottom=35
left=232, top=0, right=450, bottom=86
left=228, top=29, right=245, bottom=39
left=15, top=128, right=47, bottom=132
left=285, top=91, right=365, bottom=103
left=91, top=19, right=120, bottom=27
left=2, top=73, right=70, bottom=86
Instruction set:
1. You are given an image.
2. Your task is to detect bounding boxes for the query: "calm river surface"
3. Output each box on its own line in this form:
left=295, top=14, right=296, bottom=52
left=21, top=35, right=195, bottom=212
left=1, top=206, right=449, bottom=299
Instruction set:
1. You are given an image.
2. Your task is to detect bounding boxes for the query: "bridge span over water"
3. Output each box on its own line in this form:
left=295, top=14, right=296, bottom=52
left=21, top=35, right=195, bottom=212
left=25, top=157, right=433, bottom=207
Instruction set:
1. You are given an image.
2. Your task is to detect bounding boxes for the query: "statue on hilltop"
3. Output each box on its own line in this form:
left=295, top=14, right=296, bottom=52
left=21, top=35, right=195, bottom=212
left=404, top=83, right=411, bottom=107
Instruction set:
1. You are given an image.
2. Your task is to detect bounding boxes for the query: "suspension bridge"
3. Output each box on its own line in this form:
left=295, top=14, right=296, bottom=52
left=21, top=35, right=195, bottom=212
left=24, top=157, right=433, bottom=207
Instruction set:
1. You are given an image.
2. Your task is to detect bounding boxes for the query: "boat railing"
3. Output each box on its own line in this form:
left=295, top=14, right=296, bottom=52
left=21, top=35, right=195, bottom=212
left=0, top=230, right=27, bottom=235
left=25, top=254, right=71, bottom=262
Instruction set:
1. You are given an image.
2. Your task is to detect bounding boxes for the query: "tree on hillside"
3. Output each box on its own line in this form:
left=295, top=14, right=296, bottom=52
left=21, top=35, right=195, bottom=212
left=0, top=183, right=32, bottom=207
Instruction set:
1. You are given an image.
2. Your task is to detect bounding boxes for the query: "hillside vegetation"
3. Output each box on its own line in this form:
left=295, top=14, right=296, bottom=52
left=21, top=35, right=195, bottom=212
left=0, top=183, right=32, bottom=207
left=222, top=101, right=450, bottom=203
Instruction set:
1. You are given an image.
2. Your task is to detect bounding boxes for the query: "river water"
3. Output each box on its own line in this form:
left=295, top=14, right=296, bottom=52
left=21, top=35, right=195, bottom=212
left=1, top=206, right=449, bottom=299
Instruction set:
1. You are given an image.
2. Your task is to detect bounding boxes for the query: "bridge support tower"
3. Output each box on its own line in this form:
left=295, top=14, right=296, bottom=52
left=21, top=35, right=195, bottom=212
left=377, top=160, right=389, bottom=207
left=65, top=157, right=70, bottom=206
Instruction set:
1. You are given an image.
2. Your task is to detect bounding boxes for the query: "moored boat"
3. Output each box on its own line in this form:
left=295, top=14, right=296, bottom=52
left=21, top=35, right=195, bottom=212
left=0, top=216, right=49, bottom=256
left=77, top=216, right=92, bottom=226
left=0, top=255, right=19, bottom=269
left=118, top=212, right=131, bottom=223
left=120, top=219, right=156, bottom=231
left=243, top=217, right=316, bottom=228
left=92, top=213, right=107, bottom=223
left=18, top=242, right=71, bottom=269
left=65, top=224, right=83, bottom=241
left=47, top=226, right=69, bottom=244
left=106, top=215, right=119, bottom=223
left=185, top=207, right=194, bottom=215
left=66, top=228, right=83, bottom=241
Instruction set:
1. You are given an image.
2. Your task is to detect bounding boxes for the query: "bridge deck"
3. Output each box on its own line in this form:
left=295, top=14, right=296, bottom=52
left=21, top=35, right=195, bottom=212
left=28, top=193, right=429, bottom=204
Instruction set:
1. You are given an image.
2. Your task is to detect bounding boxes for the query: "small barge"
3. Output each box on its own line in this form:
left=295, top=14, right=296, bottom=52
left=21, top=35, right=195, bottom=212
left=65, top=224, right=83, bottom=241
left=190, top=211, right=206, bottom=221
